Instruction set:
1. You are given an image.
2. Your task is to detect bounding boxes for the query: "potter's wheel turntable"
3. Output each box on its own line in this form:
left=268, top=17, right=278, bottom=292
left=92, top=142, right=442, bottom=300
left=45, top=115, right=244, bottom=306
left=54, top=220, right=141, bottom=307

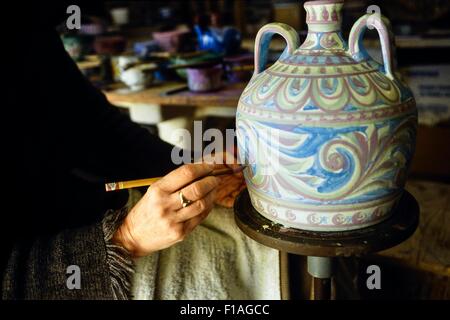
left=234, top=189, right=419, bottom=299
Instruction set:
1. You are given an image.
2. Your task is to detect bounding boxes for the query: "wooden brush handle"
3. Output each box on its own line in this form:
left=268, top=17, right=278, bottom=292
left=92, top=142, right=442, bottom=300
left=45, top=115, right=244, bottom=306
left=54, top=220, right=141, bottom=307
left=105, top=165, right=246, bottom=192
left=105, top=177, right=161, bottom=191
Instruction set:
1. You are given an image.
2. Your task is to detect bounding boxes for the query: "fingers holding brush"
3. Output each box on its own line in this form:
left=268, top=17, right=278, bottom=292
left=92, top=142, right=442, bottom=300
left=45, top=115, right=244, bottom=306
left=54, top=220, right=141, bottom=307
left=112, top=164, right=222, bottom=257
left=156, top=163, right=215, bottom=193
left=175, top=175, right=220, bottom=209
left=215, top=172, right=247, bottom=208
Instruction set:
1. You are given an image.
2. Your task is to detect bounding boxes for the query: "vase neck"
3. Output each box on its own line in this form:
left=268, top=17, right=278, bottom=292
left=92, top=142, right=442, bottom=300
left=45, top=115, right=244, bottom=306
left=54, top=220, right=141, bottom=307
left=305, top=0, right=344, bottom=32
left=300, top=0, right=346, bottom=50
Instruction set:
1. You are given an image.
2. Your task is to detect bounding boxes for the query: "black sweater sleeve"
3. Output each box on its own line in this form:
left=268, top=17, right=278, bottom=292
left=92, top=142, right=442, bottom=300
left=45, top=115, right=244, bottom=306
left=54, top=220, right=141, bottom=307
left=2, top=220, right=116, bottom=299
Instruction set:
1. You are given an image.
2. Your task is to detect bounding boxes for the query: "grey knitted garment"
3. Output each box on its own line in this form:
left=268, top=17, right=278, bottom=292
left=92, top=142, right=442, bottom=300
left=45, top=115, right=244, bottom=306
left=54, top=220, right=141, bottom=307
left=2, top=207, right=134, bottom=300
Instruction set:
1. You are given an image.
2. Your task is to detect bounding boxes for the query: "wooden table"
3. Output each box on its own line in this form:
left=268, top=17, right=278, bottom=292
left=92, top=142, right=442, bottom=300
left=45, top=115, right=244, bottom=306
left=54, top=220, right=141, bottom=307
left=104, top=82, right=244, bottom=125
left=104, top=82, right=245, bottom=108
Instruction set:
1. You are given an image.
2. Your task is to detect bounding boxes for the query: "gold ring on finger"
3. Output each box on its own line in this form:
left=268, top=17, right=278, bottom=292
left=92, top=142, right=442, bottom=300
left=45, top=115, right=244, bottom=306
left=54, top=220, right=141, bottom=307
left=179, top=191, right=193, bottom=208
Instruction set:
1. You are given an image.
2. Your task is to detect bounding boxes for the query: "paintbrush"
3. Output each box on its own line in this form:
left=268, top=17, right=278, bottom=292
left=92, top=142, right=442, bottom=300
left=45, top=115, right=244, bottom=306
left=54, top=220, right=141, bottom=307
left=105, top=165, right=247, bottom=192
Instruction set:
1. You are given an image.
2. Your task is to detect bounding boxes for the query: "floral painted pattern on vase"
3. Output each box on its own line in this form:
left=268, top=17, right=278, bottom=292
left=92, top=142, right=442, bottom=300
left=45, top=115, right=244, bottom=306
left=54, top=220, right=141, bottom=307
left=236, top=0, right=417, bottom=231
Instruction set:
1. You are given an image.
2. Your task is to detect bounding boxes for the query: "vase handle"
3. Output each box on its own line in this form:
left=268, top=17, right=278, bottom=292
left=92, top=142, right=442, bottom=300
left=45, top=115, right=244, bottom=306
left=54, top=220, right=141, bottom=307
left=254, top=23, right=300, bottom=75
left=348, top=13, right=395, bottom=80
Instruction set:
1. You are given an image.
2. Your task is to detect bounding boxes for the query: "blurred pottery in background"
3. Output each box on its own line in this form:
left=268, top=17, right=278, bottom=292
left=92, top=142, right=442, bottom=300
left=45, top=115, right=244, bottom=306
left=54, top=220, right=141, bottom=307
left=61, top=34, right=88, bottom=61
left=170, top=51, right=223, bottom=79
left=120, top=63, right=157, bottom=91
left=110, top=7, right=130, bottom=26
left=133, top=40, right=161, bottom=58
left=187, top=64, right=223, bottom=92
left=236, top=0, right=417, bottom=231
left=194, top=25, right=241, bottom=55
left=224, top=53, right=254, bottom=83
left=152, top=28, right=191, bottom=53
left=80, top=22, right=106, bottom=36
left=111, top=55, right=139, bottom=81
left=152, top=59, right=179, bottom=82
left=113, top=54, right=157, bottom=91
left=117, top=55, right=140, bottom=69
left=94, top=35, right=127, bottom=55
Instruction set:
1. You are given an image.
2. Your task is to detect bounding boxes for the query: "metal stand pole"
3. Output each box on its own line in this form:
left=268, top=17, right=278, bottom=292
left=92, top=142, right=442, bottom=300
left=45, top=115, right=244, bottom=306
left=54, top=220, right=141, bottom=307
left=307, top=256, right=334, bottom=300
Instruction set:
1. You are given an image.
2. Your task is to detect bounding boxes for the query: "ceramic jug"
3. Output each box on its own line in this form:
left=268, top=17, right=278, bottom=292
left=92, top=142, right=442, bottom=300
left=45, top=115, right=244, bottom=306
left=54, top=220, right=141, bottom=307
left=236, top=0, right=417, bottom=231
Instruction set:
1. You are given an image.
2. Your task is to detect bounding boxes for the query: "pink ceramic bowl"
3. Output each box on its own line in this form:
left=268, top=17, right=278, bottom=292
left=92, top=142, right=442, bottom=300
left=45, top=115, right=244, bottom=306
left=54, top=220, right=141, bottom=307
left=152, top=29, right=190, bottom=53
left=186, top=64, right=223, bottom=92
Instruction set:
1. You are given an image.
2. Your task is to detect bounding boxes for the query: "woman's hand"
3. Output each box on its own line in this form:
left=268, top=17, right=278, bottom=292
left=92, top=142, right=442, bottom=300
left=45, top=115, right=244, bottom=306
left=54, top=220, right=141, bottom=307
left=113, top=163, right=219, bottom=257
left=206, top=151, right=247, bottom=208
left=215, top=174, right=246, bottom=208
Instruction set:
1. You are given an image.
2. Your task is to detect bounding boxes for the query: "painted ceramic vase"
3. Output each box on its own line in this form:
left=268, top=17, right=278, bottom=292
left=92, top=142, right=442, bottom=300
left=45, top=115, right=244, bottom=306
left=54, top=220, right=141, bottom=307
left=236, top=0, right=417, bottom=231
